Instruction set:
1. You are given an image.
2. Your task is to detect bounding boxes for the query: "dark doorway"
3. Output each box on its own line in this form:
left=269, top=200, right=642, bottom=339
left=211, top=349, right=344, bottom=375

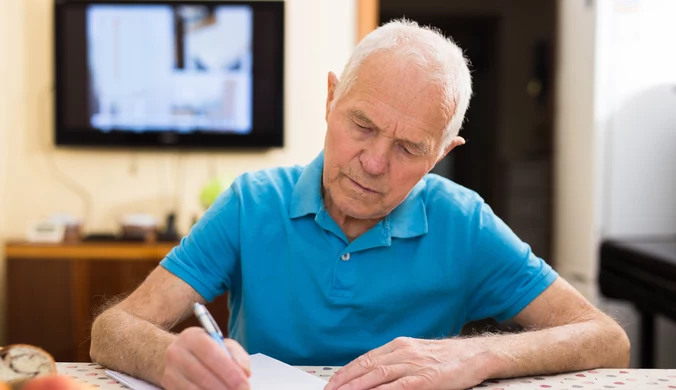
left=418, top=17, right=499, bottom=216
left=381, top=0, right=557, bottom=265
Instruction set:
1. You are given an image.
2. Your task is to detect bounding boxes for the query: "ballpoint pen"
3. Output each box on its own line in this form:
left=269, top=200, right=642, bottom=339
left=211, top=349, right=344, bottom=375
left=193, top=302, right=233, bottom=358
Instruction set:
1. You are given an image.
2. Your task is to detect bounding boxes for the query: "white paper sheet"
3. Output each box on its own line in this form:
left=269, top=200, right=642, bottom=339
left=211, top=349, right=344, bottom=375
left=105, top=370, right=162, bottom=390
left=249, top=353, right=328, bottom=390
left=105, top=353, right=328, bottom=390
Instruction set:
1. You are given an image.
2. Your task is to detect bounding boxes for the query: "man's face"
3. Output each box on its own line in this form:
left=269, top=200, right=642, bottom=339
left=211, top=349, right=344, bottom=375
left=323, top=52, right=455, bottom=220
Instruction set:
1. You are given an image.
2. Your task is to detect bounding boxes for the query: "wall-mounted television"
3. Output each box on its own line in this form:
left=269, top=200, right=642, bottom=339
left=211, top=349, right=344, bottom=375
left=54, top=0, right=284, bottom=149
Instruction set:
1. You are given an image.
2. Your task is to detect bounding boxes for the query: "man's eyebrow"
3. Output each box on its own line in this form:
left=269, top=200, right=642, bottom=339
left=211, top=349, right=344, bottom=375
left=347, top=109, right=380, bottom=131
left=401, top=139, right=431, bottom=155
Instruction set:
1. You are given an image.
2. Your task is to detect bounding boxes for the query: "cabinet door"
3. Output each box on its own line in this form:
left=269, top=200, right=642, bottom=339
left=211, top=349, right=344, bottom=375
left=74, top=259, right=160, bottom=361
left=7, top=258, right=77, bottom=362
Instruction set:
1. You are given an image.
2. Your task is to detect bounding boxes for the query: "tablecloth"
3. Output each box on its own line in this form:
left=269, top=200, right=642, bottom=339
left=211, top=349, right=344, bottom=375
left=56, top=363, right=676, bottom=389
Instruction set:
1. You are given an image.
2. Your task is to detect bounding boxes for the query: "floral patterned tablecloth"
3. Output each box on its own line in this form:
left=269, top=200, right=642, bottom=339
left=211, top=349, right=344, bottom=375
left=56, top=363, right=676, bottom=389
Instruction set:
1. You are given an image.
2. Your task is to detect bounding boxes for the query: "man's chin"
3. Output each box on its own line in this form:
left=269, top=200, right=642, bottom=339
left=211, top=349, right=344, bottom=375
left=335, top=201, right=387, bottom=221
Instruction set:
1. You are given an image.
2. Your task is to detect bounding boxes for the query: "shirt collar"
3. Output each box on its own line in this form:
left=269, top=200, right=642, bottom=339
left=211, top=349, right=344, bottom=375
left=289, top=150, right=429, bottom=239
left=289, top=151, right=325, bottom=219
left=388, top=179, right=428, bottom=239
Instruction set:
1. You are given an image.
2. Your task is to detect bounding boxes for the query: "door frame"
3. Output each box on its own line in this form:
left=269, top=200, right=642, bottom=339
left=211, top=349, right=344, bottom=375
left=357, top=0, right=379, bottom=42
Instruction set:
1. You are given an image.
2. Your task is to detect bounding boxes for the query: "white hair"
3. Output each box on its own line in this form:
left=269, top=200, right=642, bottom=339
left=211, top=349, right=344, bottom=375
left=333, top=18, right=473, bottom=151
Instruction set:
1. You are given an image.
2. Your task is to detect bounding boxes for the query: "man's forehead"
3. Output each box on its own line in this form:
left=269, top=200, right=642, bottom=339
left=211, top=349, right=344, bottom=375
left=345, top=54, right=452, bottom=138
left=348, top=106, right=438, bottom=139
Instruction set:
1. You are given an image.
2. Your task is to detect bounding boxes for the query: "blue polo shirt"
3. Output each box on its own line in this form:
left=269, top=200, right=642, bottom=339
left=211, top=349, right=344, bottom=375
left=160, top=151, right=557, bottom=366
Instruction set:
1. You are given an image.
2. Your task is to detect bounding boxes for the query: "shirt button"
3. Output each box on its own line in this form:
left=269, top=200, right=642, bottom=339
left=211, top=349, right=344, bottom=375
left=341, top=253, right=351, bottom=261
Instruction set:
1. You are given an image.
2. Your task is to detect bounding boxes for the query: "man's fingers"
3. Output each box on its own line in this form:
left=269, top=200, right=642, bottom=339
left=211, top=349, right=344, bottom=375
left=224, top=338, right=251, bottom=377
left=333, top=364, right=409, bottom=390
left=372, top=375, right=430, bottom=390
left=326, top=346, right=398, bottom=390
left=180, top=349, right=231, bottom=390
left=326, top=338, right=427, bottom=390
left=161, top=365, right=203, bottom=390
left=188, top=329, right=250, bottom=389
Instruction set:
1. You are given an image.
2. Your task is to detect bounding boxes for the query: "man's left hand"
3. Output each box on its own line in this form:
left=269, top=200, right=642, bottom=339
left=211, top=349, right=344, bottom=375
left=324, top=337, right=494, bottom=390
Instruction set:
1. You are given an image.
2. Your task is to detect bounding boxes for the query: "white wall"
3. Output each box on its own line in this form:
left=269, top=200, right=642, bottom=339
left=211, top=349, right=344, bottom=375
left=595, top=0, right=676, bottom=368
left=0, top=0, right=355, bottom=237
left=555, top=0, right=676, bottom=300
left=553, top=0, right=599, bottom=300
left=555, top=0, right=676, bottom=367
left=0, top=0, right=355, bottom=344
left=596, top=0, right=676, bottom=238
left=0, top=0, right=26, bottom=346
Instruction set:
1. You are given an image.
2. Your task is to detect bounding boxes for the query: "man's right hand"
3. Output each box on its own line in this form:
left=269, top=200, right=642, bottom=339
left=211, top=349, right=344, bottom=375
left=161, top=327, right=251, bottom=390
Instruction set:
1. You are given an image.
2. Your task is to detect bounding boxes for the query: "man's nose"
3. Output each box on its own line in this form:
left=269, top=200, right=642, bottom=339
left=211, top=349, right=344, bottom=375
left=359, top=142, right=388, bottom=176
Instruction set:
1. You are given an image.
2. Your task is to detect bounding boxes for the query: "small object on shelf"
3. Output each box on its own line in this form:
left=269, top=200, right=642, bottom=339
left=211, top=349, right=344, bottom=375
left=50, top=214, right=82, bottom=243
left=158, top=213, right=179, bottom=242
left=25, top=221, right=66, bottom=244
left=119, top=214, right=158, bottom=244
left=82, top=233, right=117, bottom=242
left=26, top=214, right=82, bottom=244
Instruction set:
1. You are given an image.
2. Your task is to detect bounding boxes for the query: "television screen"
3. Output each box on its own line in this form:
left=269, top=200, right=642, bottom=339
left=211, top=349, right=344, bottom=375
left=54, top=0, right=284, bottom=149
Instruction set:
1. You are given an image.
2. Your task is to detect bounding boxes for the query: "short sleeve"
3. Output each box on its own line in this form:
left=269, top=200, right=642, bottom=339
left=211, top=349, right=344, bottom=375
left=160, top=185, right=241, bottom=303
left=465, top=201, right=558, bottom=323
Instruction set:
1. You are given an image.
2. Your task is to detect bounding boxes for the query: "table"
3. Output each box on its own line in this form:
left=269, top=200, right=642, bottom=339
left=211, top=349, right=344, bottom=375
left=56, top=363, right=676, bottom=389
left=599, top=236, right=676, bottom=368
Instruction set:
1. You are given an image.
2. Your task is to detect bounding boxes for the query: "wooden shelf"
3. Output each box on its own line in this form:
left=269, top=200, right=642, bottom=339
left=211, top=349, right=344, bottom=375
left=5, top=241, right=178, bottom=261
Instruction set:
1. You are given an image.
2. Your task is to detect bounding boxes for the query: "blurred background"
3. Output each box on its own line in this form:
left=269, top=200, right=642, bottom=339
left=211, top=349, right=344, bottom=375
left=0, top=0, right=674, bottom=369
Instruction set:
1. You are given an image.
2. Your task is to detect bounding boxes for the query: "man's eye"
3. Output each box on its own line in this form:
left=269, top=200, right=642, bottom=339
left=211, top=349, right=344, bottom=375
left=399, top=144, right=413, bottom=155
left=356, top=124, right=372, bottom=132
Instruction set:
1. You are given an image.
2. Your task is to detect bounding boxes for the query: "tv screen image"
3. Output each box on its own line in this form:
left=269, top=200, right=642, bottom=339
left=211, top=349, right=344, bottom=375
left=55, top=1, right=284, bottom=149
left=88, top=4, right=254, bottom=134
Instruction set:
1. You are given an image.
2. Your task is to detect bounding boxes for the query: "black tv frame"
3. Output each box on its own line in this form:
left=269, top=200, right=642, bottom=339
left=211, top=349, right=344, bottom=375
left=54, top=0, right=285, bottom=149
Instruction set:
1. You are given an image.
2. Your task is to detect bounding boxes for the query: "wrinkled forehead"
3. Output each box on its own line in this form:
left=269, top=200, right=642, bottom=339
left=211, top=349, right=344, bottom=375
left=344, top=51, right=453, bottom=140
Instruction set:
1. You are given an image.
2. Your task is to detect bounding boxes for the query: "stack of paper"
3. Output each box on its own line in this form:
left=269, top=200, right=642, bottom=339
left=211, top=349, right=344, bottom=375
left=106, top=353, right=328, bottom=390
left=106, top=370, right=161, bottom=390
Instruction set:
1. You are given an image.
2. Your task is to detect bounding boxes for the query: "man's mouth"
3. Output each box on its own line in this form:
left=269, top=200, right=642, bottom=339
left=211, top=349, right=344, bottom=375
left=347, top=177, right=379, bottom=194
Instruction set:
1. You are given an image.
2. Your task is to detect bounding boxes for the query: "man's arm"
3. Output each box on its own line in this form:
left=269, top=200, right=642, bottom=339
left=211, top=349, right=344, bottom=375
left=481, top=276, right=630, bottom=378
left=90, top=181, right=247, bottom=388
left=324, top=276, right=629, bottom=390
left=90, top=266, right=251, bottom=390
left=90, top=266, right=204, bottom=382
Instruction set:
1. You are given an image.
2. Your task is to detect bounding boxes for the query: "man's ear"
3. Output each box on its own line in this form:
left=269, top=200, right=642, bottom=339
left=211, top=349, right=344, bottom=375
left=326, top=71, right=340, bottom=122
left=436, top=136, right=466, bottom=164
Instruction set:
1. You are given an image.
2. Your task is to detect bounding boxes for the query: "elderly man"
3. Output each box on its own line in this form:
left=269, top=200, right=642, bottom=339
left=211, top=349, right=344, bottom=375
left=90, top=20, right=629, bottom=390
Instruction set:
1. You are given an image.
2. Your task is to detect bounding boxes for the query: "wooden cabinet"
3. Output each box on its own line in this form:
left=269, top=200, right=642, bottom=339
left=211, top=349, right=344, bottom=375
left=4, top=242, right=230, bottom=362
